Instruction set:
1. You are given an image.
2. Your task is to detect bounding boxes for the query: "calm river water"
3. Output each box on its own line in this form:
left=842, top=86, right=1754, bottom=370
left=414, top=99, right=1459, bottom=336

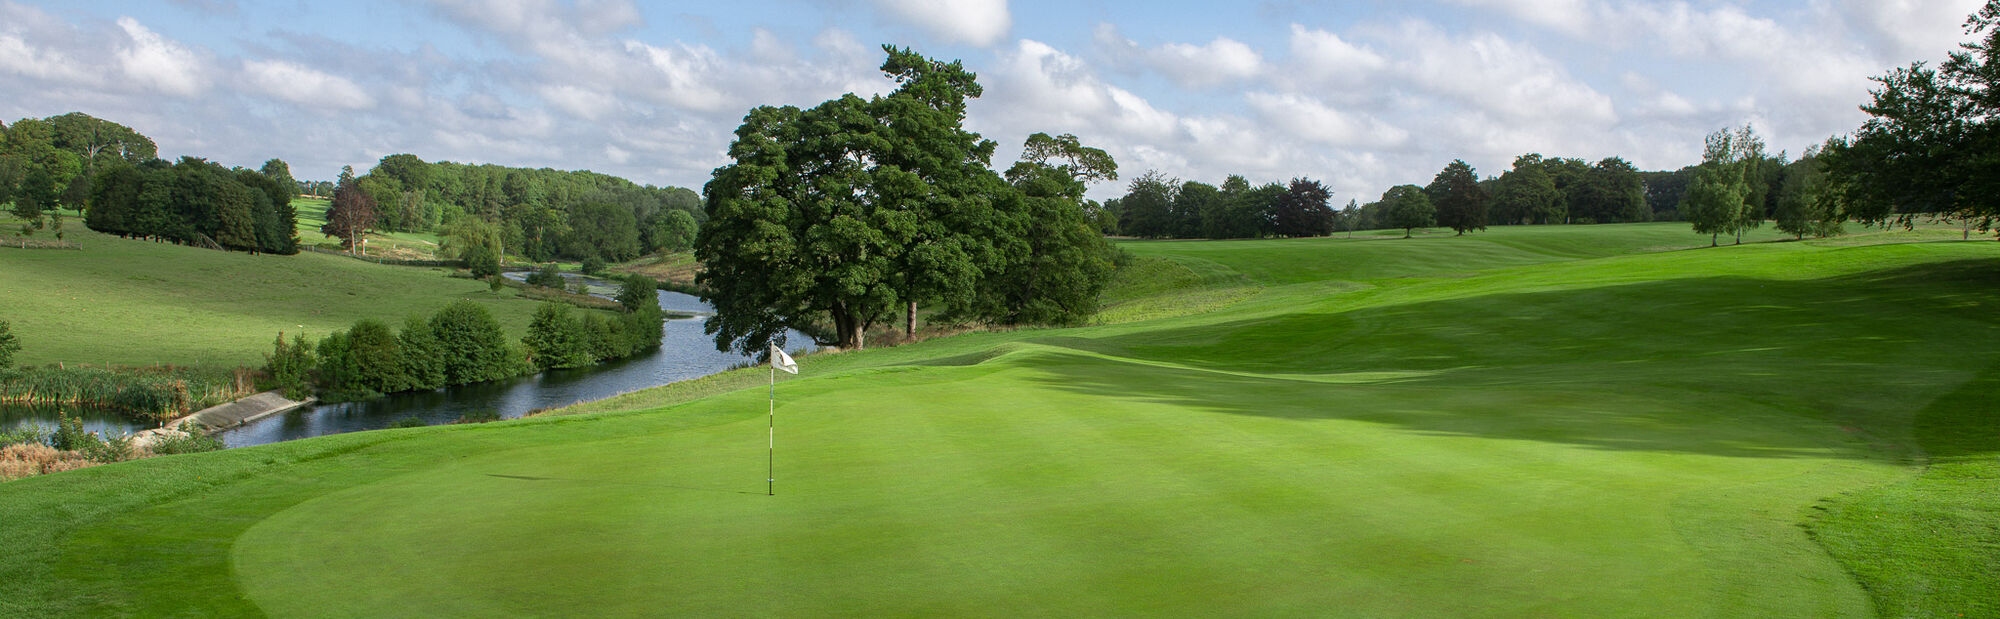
left=0, top=279, right=815, bottom=448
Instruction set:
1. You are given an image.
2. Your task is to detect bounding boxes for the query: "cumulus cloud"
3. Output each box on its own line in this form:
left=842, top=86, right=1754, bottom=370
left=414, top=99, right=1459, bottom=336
left=116, top=17, right=208, bottom=97
left=874, top=0, right=1011, bottom=47
left=242, top=59, right=374, bottom=110
left=1095, top=25, right=1263, bottom=88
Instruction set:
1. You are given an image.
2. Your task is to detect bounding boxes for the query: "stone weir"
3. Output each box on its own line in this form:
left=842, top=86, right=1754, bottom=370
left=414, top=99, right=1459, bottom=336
left=132, top=391, right=314, bottom=449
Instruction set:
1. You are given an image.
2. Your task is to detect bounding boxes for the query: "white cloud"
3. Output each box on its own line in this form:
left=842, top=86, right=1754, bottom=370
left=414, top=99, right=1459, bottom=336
left=1287, top=24, right=1387, bottom=87
left=242, top=59, right=374, bottom=110
left=1244, top=92, right=1409, bottom=149
left=874, top=0, right=1011, bottom=47
left=115, top=17, right=207, bottom=97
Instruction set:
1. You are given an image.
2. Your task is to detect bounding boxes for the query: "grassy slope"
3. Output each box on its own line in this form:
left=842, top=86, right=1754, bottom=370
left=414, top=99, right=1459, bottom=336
left=1, top=223, right=1995, bottom=616
left=0, top=216, right=538, bottom=368
left=292, top=197, right=446, bottom=260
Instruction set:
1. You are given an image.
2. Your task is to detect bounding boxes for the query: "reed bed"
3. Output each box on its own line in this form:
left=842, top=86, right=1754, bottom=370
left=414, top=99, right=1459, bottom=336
left=0, top=365, right=254, bottom=424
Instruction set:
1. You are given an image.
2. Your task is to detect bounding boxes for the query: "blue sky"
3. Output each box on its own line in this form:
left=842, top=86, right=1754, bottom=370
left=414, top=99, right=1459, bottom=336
left=1, top=0, right=1981, bottom=202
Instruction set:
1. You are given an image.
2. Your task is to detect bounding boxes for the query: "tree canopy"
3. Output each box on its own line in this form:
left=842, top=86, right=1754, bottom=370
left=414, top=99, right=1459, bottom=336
left=698, top=46, right=1119, bottom=353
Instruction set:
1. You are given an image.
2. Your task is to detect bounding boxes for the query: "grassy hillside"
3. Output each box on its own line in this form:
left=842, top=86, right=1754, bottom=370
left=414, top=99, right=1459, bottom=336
left=0, top=215, right=539, bottom=368
left=1, top=223, right=1994, bottom=616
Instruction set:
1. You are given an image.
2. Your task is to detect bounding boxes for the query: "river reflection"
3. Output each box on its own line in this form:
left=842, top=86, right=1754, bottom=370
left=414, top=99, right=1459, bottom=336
left=219, top=288, right=814, bottom=447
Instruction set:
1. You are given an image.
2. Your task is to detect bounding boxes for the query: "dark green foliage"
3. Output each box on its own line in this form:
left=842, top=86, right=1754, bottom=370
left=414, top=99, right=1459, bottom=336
left=0, top=320, right=18, bottom=369
left=565, top=202, right=642, bottom=263
left=387, top=416, right=426, bottom=429
left=1774, top=150, right=1844, bottom=240
left=1272, top=178, right=1336, bottom=238
left=616, top=274, right=656, bottom=313
left=445, top=217, right=504, bottom=278
left=80, top=155, right=297, bottom=254
left=1381, top=185, right=1436, bottom=237
left=263, top=332, right=315, bottom=400
left=579, top=254, right=606, bottom=276
left=652, top=209, right=698, bottom=252
left=1428, top=160, right=1488, bottom=235
left=523, top=302, right=595, bottom=370
left=428, top=300, right=524, bottom=385
left=1493, top=155, right=1561, bottom=225
left=525, top=263, right=565, bottom=288
left=397, top=316, right=446, bottom=391
left=1117, top=171, right=1178, bottom=238
left=147, top=423, right=224, bottom=455
left=1823, top=1, right=2000, bottom=230
left=50, top=413, right=98, bottom=452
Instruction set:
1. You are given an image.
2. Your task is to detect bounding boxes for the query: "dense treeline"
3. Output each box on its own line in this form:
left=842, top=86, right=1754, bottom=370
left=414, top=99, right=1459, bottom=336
left=272, top=290, right=663, bottom=401
left=0, top=111, right=301, bottom=253
left=700, top=47, right=1123, bottom=353
left=344, top=154, right=702, bottom=263
left=1, top=112, right=157, bottom=237
left=1106, top=173, right=1336, bottom=239
left=86, top=157, right=300, bottom=254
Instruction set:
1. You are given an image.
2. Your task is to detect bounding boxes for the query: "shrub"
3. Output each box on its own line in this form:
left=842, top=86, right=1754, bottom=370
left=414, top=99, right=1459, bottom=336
left=387, top=416, right=427, bottom=429
left=264, top=332, right=315, bottom=400
left=50, top=413, right=100, bottom=452
left=525, top=263, right=565, bottom=288
left=616, top=274, right=657, bottom=313
left=0, top=320, right=19, bottom=369
left=453, top=409, right=501, bottom=424
left=0, top=423, right=46, bottom=447
left=148, top=423, right=224, bottom=455
left=580, top=254, right=606, bottom=275
left=523, top=302, right=593, bottom=370
left=82, top=433, right=135, bottom=463
left=430, top=300, right=525, bottom=385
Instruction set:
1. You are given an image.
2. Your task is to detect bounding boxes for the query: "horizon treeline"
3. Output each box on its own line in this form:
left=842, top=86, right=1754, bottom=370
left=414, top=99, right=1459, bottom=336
left=340, top=154, right=702, bottom=264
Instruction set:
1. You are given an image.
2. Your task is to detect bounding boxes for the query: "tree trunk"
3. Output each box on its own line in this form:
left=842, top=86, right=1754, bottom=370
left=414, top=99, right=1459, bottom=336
left=906, top=300, right=917, bottom=339
left=1711, top=233, right=1717, bottom=247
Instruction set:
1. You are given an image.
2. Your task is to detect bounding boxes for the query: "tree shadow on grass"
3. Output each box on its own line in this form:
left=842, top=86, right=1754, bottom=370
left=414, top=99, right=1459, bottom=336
left=1017, top=258, right=2000, bottom=460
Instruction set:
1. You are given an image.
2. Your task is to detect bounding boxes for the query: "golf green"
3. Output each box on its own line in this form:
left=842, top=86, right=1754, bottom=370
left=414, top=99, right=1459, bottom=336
left=4, top=224, right=1995, bottom=616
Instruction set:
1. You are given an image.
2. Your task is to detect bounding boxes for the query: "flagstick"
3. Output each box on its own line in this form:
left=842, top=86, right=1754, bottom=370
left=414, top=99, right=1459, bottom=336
left=768, top=361, right=776, bottom=497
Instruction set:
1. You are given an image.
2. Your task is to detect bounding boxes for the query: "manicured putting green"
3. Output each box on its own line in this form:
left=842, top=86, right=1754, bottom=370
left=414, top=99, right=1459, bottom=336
left=4, top=224, right=1995, bottom=616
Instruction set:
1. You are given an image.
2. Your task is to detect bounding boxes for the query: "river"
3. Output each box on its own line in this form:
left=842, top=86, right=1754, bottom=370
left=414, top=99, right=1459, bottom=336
left=1, top=280, right=815, bottom=448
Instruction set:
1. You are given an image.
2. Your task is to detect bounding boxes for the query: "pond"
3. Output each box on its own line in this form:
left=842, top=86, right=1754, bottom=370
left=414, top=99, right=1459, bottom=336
left=0, top=281, right=816, bottom=449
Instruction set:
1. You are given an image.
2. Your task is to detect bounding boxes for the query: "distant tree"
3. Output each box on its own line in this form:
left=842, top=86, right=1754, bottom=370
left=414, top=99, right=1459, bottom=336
left=1119, top=170, right=1178, bottom=238
left=523, top=302, right=594, bottom=370
left=1428, top=160, right=1488, bottom=235
left=525, top=263, right=565, bottom=288
left=444, top=216, right=504, bottom=278
left=1774, top=147, right=1844, bottom=240
left=259, top=159, right=295, bottom=194
left=1381, top=185, right=1435, bottom=238
left=616, top=274, right=656, bottom=313
left=428, top=300, right=522, bottom=385
left=263, top=332, right=315, bottom=399
left=1339, top=199, right=1359, bottom=237
left=397, top=315, right=445, bottom=391
left=0, top=320, right=19, bottom=369
left=564, top=201, right=642, bottom=262
left=1176, top=181, right=1223, bottom=238
left=982, top=132, right=1120, bottom=326
left=652, top=209, right=697, bottom=252
left=1211, top=175, right=1267, bottom=239
left=1270, top=177, right=1334, bottom=237
left=1682, top=165, right=1745, bottom=247
left=1493, top=155, right=1560, bottom=225
left=322, top=174, right=377, bottom=254
left=1641, top=167, right=1697, bottom=221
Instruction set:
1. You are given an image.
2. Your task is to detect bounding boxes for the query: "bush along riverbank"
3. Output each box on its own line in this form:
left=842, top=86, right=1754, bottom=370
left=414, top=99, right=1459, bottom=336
left=270, top=276, right=666, bottom=403
left=1, top=414, right=223, bottom=482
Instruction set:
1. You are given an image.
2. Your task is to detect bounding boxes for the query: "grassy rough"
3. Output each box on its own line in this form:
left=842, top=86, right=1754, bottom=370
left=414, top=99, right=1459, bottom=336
left=0, top=223, right=1994, bottom=616
left=0, top=214, right=540, bottom=368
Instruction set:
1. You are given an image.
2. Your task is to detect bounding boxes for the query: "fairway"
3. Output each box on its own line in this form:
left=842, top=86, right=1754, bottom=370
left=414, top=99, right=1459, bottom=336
left=2, top=224, right=1995, bottom=616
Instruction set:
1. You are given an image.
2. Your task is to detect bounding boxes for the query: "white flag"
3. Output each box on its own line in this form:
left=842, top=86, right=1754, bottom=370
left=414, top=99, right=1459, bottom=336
left=770, top=344, right=798, bottom=374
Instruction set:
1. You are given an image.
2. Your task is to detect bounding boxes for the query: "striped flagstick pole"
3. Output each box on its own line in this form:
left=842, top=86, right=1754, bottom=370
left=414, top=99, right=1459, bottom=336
left=768, top=358, right=776, bottom=496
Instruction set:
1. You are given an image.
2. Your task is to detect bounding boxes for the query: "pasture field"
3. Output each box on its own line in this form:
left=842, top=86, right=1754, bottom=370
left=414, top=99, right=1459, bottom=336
left=292, top=198, right=448, bottom=261
left=0, top=223, right=1994, bottom=616
left=0, top=214, right=539, bottom=368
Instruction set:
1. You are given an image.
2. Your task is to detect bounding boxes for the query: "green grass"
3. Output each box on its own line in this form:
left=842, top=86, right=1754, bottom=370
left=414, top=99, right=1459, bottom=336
left=0, top=223, right=1995, bottom=616
left=292, top=198, right=446, bottom=260
left=0, top=217, right=541, bottom=368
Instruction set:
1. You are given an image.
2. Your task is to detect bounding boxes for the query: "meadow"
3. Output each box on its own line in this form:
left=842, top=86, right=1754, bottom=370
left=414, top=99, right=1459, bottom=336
left=0, top=223, right=1993, bottom=616
left=0, top=207, right=541, bottom=368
